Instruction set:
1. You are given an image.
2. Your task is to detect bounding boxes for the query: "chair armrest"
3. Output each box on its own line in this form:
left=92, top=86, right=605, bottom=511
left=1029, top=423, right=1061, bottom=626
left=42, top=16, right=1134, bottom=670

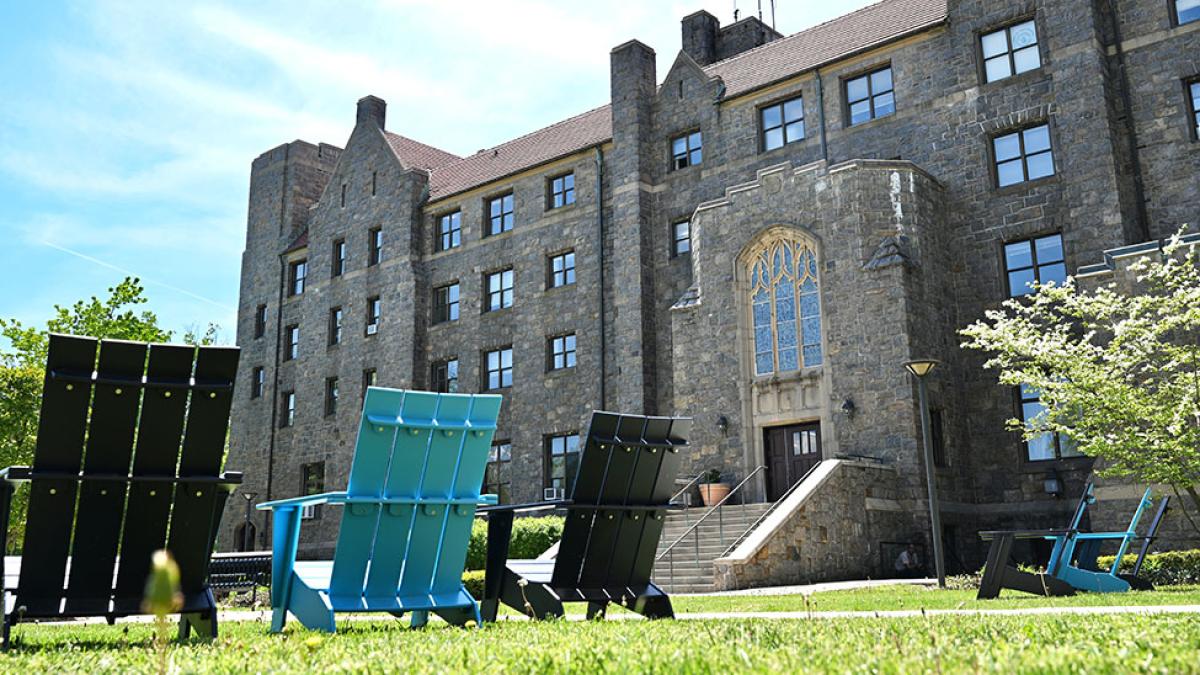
left=258, top=492, right=349, bottom=511
left=478, top=499, right=573, bottom=514
left=0, top=466, right=32, bottom=484
left=479, top=494, right=498, bottom=506
left=219, top=471, right=244, bottom=485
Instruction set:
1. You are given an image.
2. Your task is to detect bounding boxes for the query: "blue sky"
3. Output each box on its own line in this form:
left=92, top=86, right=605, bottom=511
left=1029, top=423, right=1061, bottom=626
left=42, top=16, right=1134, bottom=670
left=0, top=0, right=874, bottom=345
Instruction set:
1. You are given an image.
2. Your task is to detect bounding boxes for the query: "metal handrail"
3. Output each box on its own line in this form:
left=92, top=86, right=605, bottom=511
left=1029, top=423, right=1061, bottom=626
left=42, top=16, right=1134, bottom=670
left=669, top=468, right=710, bottom=504
left=718, top=460, right=823, bottom=558
left=656, top=465, right=766, bottom=562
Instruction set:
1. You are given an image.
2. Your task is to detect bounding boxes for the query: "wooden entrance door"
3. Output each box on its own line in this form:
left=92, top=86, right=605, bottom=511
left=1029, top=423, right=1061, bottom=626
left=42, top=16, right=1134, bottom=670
left=764, top=423, right=822, bottom=501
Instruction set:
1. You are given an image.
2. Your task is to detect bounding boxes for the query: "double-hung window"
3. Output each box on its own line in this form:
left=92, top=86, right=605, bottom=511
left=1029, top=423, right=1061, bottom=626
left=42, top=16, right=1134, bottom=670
left=487, top=194, right=514, bottom=236
left=300, top=462, right=325, bottom=519
left=365, top=296, right=380, bottom=335
left=993, top=124, right=1054, bottom=187
left=846, top=67, right=894, bottom=125
left=1003, top=233, right=1066, bottom=297
left=1019, top=384, right=1081, bottom=461
left=251, top=366, right=265, bottom=399
left=761, top=96, right=804, bottom=150
left=281, top=391, right=295, bottom=428
left=484, top=441, right=512, bottom=504
left=328, top=307, right=343, bottom=346
left=433, top=283, right=460, bottom=323
left=324, top=377, right=338, bottom=417
left=432, top=358, right=459, bottom=393
left=288, top=260, right=308, bottom=296
left=254, top=305, right=267, bottom=338
left=485, top=347, right=513, bottom=390
left=549, top=334, right=576, bottom=371
left=485, top=269, right=514, bottom=312
left=549, top=251, right=575, bottom=288
left=332, top=239, right=346, bottom=277
left=672, top=221, right=691, bottom=256
left=980, top=20, right=1040, bottom=83
left=549, top=173, right=575, bottom=208
left=285, top=325, right=299, bottom=361
left=437, top=211, right=461, bottom=252
left=671, top=131, right=702, bottom=170
left=368, top=227, right=383, bottom=266
left=545, top=433, right=580, bottom=497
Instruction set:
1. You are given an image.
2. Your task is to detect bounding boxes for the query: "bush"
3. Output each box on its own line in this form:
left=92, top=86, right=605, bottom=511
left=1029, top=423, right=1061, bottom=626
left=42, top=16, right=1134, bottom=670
left=1096, top=548, right=1200, bottom=586
left=461, top=569, right=486, bottom=599
left=464, top=515, right=564, bottom=571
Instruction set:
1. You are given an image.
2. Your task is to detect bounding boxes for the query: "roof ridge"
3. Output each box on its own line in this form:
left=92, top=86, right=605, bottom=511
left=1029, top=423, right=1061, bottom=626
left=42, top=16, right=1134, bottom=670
left=437, top=102, right=611, bottom=166
left=702, top=0, right=915, bottom=72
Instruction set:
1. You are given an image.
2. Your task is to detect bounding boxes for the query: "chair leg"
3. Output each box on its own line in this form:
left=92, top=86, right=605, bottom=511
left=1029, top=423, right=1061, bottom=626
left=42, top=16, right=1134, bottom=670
left=626, top=587, right=674, bottom=620
left=586, top=601, right=607, bottom=620
left=180, top=611, right=218, bottom=640
left=2, top=613, right=11, bottom=651
left=409, top=610, right=429, bottom=628
left=479, top=599, right=499, bottom=623
left=270, top=608, right=287, bottom=633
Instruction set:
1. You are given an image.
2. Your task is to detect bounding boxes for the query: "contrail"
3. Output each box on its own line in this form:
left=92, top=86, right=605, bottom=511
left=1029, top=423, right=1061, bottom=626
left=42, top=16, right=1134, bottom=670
left=40, top=240, right=235, bottom=311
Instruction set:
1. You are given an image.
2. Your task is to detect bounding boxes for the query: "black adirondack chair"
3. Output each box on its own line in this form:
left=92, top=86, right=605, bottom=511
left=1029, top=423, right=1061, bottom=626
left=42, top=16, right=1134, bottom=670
left=0, top=334, right=241, bottom=648
left=479, top=412, right=689, bottom=622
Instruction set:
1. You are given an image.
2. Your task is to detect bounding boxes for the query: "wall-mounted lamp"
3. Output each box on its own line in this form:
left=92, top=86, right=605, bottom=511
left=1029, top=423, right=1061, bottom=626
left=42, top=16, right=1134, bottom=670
left=716, top=415, right=729, bottom=436
left=1043, top=469, right=1064, bottom=498
left=840, top=398, right=856, bottom=417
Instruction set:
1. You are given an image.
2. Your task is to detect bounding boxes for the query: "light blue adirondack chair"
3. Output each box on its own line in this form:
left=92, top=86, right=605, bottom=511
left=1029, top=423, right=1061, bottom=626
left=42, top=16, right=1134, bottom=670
left=258, top=388, right=501, bottom=632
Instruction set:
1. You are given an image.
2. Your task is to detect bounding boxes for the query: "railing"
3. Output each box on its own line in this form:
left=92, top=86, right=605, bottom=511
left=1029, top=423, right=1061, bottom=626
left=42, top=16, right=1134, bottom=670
left=718, top=460, right=823, bottom=558
left=668, top=469, right=715, bottom=532
left=655, top=465, right=766, bottom=592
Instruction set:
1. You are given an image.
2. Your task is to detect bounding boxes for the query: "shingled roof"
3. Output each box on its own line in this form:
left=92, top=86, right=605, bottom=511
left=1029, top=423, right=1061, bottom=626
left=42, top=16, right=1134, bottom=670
left=390, top=0, right=946, bottom=203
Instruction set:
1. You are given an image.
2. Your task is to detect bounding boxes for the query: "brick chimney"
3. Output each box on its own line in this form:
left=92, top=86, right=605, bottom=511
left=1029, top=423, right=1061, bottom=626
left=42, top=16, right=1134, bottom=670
left=356, top=95, right=386, bottom=129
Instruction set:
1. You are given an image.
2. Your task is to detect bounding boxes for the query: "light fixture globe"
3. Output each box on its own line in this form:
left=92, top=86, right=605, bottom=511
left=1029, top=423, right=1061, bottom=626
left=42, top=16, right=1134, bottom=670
left=903, top=359, right=941, bottom=378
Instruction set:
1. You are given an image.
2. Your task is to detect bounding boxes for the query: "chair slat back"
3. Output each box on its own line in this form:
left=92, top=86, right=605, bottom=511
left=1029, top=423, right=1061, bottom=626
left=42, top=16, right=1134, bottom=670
left=551, top=412, right=689, bottom=590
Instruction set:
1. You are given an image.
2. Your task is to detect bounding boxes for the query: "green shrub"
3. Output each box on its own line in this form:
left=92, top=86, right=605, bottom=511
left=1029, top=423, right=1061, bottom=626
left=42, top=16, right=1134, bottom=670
left=464, top=515, right=564, bottom=571
left=461, top=569, right=486, bottom=599
left=1096, top=548, right=1200, bottom=586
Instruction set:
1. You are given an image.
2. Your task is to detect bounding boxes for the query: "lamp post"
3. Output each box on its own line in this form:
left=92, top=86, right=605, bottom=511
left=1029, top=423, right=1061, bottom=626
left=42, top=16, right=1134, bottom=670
left=904, top=359, right=945, bottom=588
left=242, top=492, right=258, bottom=552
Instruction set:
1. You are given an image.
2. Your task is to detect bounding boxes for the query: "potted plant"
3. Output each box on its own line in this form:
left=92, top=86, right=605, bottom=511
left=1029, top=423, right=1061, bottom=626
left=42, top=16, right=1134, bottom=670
left=697, top=468, right=730, bottom=506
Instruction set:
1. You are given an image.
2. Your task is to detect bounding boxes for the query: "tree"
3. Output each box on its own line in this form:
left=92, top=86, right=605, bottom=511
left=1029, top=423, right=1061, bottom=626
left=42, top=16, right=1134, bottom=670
left=0, top=277, right=219, bottom=551
left=960, top=228, right=1200, bottom=534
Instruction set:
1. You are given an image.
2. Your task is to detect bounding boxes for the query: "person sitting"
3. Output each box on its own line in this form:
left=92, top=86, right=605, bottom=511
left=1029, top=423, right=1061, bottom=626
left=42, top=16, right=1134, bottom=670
left=894, top=543, right=922, bottom=578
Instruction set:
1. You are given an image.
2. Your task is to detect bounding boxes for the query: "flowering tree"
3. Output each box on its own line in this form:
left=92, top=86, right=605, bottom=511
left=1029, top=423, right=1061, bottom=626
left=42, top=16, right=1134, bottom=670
left=961, top=229, right=1200, bottom=534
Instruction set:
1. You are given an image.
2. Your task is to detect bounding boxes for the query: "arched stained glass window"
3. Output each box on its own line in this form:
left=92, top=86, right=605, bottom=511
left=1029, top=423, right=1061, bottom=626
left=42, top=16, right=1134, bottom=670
left=751, top=239, right=822, bottom=375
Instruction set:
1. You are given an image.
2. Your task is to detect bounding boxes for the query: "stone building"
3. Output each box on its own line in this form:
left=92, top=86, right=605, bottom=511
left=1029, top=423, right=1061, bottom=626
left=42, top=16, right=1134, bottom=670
left=221, top=0, right=1200, bottom=584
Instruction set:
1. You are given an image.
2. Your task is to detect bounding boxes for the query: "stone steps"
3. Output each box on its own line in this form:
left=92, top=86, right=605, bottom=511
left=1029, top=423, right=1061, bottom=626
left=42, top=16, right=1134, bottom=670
left=652, top=502, right=776, bottom=594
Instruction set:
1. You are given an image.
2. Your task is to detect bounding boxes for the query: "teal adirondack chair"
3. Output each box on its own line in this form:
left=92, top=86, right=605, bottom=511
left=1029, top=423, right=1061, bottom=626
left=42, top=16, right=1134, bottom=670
left=258, top=388, right=501, bottom=632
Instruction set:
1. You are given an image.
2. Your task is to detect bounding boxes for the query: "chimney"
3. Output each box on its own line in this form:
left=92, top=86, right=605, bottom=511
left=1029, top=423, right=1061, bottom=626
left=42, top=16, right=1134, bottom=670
left=681, top=10, right=720, bottom=67
left=356, top=95, right=386, bottom=130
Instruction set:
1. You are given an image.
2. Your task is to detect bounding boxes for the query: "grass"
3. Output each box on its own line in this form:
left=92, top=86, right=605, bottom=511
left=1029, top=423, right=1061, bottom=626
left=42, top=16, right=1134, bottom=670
left=7, top=611, right=1200, bottom=673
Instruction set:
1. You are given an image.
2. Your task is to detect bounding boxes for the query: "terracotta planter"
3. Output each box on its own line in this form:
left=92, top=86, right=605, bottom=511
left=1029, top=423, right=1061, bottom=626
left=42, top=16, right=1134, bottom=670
left=698, top=483, right=731, bottom=506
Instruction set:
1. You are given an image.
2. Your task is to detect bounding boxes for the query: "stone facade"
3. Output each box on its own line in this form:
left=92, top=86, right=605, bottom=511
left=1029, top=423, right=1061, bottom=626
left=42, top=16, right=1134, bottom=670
left=221, top=1, right=1200, bottom=573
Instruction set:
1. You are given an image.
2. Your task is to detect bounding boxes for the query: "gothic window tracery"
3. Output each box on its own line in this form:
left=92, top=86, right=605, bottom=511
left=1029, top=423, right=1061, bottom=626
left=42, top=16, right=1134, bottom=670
left=750, top=238, right=822, bottom=375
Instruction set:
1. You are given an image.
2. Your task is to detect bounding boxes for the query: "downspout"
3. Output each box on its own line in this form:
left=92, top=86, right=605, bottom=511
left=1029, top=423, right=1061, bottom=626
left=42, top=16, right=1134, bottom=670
left=1106, top=0, right=1150, bottom=242
left=815, top=68, right=829, bottom=163
left=594, top=145, right=607, bottom=410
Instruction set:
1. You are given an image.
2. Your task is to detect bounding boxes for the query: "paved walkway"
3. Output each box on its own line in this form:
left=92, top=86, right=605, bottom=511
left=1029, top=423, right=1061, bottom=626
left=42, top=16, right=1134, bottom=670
left=698, top=577, right=937, bottom=597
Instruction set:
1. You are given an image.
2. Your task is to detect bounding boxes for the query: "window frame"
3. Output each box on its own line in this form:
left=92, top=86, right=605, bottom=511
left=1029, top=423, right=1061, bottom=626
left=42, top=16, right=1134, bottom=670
left=485, top=192, right=515, bottom=237
left=300, top=461, right=325, bottom=519
left=324, top=376, right=339, bottom=417
left=281, top=390, right=295, bottom=428
left=671, top=220, right=691, bottom=257
left=328, top=306, right=343, bottom=346
left=1001, top=232, right=1067, bottom=298
left=435, top=210, right=462, bottom=252
left=1187, top=77, right=1200, bottom=142
left=977, top=16, right=1042, bottom=84
left=433, top=282, right=460, bottom=324
left=670, top=130, right=703, bottom=171
left=288, top=259, right=308, bottom=297
left=284, top=324, right=299, bottom=361
left=990, top=122, right=1056, bottom=189
left=548, top=172, right=576, bottom=209
left=1174, top=0, right=1200, bottom=26
left=361, top=368, right=376, bottom=402
left=544, top=432, right=581, bottom=496
left=254, top=304, right=267, bottom=339
left=484, top=346, right=513, bottom=391
left=431, top=357, right=460, bottom=393
left=548, top=333, right=577, bottom=372
left=1016, top=385, right=1083, bottom=463
left=483, top=440, right=512, bottom=504
left=484, top=268, right=515, bottom=313
left=251, top=366, right=265, bottom=399
left=365, top=296, right=381, bottom=335
left=368, top=227, right=383, bottom=266
left=759, top=94, right=806, bottom=152
left=843, top=65, right=895, bottom=127
left=332, top=239, right=346, bottom=278
left=548, top=250, right=576, bottom=289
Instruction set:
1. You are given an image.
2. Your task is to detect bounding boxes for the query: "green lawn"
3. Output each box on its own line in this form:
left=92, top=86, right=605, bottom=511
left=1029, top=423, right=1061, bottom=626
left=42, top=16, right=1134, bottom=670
left=7, top=612, right=1200, bottom=673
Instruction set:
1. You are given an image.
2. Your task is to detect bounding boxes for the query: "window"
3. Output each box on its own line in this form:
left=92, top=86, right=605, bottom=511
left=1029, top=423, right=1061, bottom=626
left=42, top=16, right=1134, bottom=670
left=549, top=251, right=575, bottom=288
left=1176, top=0, right=1200, bottom=25
left=362, top=368, right=376, bottom=402
left=437, top=211, right=462, bottom=252
left=751, top=238, right=823, bottom=375
left=761, top=96, right=805, bottom=151
left=549, top=334, right=576, bottom=371
left=328, top=307, right=343, bottom=346
left=487, top=193, right=514, bottom=236
left=1019, top=384, right=1082, bottom=461
left=484, top=441, right=512, bottom=504
left=281, top=391, right=295, bottom=428
left=432, top=358, right=459, bottom=393
left=671, top=131, right=702, bottom=170
left=485, top=269, right=514, bottom=312
left=368, top=227, right=383, bottom=266
left=288, top=260, right=308, bottom=296
left=1003, top=233, right=1066, bottom=297
left=251, top=366, right=265, bottom=399
left=931, top=409, right=947, bottom=468
left=332, top=239, right=346, bottom=278
left=994, top=124, right=1055, bottom=187
left=254, top=304, right=267, bottom=338
left=285, top=324, right=299, bottom=361
left=300, top=462, right=325, bottom=520
left=433, top=283, right=460, bottom=324
left=545, top=433, right=580, bottom=497
left=980, top=19, right=1040, bottom=83
left=340, top=184, right=346, bottom=207
left=485, top=347, right=513, bottom=390
left=672, top=220, right=691, bottom=256
left=324, top=377, right=339, bottom=416
left=846, top=66, right=894, bottom=126
left=365, top=296, right=381, bottom=335
left=1190, top=80, right=1200, bottom=140
left=549, top=173, right=575, bottom=209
